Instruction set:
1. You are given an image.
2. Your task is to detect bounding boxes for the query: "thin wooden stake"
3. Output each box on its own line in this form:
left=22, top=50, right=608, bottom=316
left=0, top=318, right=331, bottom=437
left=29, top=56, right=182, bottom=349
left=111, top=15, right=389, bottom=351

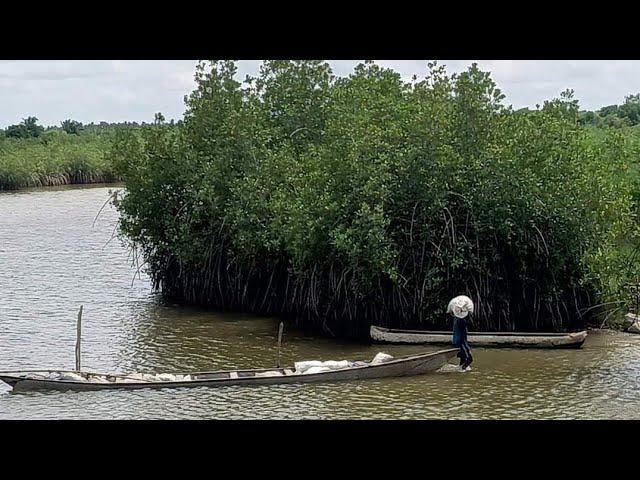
left=276, top=322, right=284, bottom=368
left=75, top=305, right=83, bottom=371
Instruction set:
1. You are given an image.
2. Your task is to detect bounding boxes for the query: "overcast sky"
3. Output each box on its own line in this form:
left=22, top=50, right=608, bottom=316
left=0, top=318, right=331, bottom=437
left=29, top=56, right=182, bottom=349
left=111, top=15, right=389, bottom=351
left=1, top=60, right=638, bottom=128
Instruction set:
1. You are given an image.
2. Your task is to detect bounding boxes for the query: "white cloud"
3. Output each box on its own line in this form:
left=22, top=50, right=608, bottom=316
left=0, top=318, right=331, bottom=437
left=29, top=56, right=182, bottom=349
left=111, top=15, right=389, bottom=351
left=0, top=60, right=199, bottom=127
left=434, top=60, right=640, bottom=109
left=1, top=60, right=638, bottom=128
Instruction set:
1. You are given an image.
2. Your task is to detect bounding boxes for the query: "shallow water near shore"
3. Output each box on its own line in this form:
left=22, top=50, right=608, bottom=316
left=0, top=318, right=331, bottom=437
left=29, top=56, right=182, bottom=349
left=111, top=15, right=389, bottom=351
left=1, top=185, right=640, bottom=419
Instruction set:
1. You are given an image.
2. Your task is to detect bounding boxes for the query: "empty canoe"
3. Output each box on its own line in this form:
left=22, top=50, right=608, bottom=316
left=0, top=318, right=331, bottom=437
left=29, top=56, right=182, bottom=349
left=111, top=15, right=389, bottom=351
left=0, top=348, right=458, bottom=392
left=370, top=326, right=587, bottom=348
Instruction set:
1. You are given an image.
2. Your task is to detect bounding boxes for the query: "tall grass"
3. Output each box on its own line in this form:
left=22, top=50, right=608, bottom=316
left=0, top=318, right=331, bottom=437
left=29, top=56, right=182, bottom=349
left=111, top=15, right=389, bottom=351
left=0, top=130, right=119, bottom=191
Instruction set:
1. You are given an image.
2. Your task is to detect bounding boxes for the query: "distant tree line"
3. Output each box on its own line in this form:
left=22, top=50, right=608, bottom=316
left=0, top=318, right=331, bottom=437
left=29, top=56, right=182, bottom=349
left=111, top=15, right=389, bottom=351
left=2, top=93, right=638, bottom=141
left=0, top=116, right=179, bottom=139
left=579, top=94, right=640, bottom=128
left=497, top=94, right=640, bottom=129
left=3, top=116, right=45, bottom=138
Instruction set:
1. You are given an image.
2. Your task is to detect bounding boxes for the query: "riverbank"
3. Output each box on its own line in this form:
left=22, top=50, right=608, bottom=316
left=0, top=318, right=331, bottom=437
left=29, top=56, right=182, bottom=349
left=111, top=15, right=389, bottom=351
left=0, top=172, right=121, bottom=191
left=0, top=131, right=119, bottom=191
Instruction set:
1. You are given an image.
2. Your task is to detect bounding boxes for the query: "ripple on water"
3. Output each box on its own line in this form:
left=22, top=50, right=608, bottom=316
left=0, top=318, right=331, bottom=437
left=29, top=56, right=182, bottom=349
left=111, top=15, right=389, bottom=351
left=2, top=186, right=640, bottom=419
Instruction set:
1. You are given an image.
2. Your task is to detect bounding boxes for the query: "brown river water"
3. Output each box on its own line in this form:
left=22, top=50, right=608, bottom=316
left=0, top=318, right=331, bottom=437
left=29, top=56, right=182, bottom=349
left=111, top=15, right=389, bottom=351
left=1, top=185, right=640, bottom=419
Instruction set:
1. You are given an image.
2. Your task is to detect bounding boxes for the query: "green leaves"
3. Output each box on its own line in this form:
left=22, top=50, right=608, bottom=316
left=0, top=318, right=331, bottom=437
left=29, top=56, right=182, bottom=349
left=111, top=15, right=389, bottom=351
left=112, top=60, right=640, bottom=333
left=61, top=119, right=83, bottom=135
left=5, top=116, right=45, bottom=139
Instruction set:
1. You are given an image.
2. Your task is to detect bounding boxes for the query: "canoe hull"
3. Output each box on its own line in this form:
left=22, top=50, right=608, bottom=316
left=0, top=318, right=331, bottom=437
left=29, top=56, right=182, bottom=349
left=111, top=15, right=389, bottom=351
left=370, top=326, right=587, bottom=349
left=0, top=348, right=458, bottom=392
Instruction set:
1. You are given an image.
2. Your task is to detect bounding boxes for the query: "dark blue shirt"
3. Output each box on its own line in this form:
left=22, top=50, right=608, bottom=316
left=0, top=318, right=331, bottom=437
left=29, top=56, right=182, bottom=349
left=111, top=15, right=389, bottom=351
left=452, top=317, right=468, bottom=347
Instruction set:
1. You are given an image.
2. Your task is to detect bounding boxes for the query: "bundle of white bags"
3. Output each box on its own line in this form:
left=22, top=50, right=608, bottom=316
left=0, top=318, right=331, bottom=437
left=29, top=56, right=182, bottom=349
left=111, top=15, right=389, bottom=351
left=447, top=295, right=475, bottom=319
left=254, top=370, right=285, bottom=377
left=23, top=372, right=194, bottom=383
left=293, top=351, right=393, bottom=375
left=122, top=373, right=193, bottom=382
left=294, top=360, right=352, bottom=375
left=23, top=372, right=86, bottom=382
left=20, top=350, right=397, bottom=383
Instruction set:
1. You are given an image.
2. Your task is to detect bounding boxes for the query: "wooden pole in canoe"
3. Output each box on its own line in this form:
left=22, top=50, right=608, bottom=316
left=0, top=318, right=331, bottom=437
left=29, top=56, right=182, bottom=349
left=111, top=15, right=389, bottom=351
left=276, top=322, right=284, bottom=368
left=75, top=305, right=83, bottom=372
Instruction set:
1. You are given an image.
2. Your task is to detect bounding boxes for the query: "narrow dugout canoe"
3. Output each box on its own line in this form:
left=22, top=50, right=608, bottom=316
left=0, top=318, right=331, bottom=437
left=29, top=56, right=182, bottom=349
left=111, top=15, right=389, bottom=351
left=0, top=348, right=458, bottom=392
left=370, top=326, right=588, bottom=349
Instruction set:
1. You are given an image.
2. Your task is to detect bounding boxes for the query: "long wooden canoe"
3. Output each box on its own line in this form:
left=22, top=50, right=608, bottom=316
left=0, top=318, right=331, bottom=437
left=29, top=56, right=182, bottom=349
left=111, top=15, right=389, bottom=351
left=370, top=326, right=588, bottom=349
left=0, top=348, right=458, bottom=392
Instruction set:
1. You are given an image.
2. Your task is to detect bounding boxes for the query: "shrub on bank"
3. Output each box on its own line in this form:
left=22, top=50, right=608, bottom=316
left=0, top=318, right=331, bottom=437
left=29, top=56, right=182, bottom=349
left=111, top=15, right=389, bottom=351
left=112, top=61, right=640, bottom=337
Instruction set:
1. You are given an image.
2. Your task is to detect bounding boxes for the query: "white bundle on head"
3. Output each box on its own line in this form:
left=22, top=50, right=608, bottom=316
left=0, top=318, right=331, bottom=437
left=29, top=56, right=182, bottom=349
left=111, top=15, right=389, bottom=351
left=447, top=295, right=474, bottom=319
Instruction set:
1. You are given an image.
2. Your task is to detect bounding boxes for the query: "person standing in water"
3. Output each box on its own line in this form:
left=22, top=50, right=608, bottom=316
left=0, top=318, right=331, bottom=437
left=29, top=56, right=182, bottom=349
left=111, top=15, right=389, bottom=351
left=448, top=295, right=474, bottom=371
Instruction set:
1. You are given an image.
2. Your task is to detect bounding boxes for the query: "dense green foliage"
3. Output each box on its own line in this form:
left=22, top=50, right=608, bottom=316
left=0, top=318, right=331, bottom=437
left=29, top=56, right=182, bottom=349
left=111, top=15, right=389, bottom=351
left=5, top=116, right=45, bottom=139
left=111, top=60, right=640, bottom=337
left=61, top=119, right=84, bottom=135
